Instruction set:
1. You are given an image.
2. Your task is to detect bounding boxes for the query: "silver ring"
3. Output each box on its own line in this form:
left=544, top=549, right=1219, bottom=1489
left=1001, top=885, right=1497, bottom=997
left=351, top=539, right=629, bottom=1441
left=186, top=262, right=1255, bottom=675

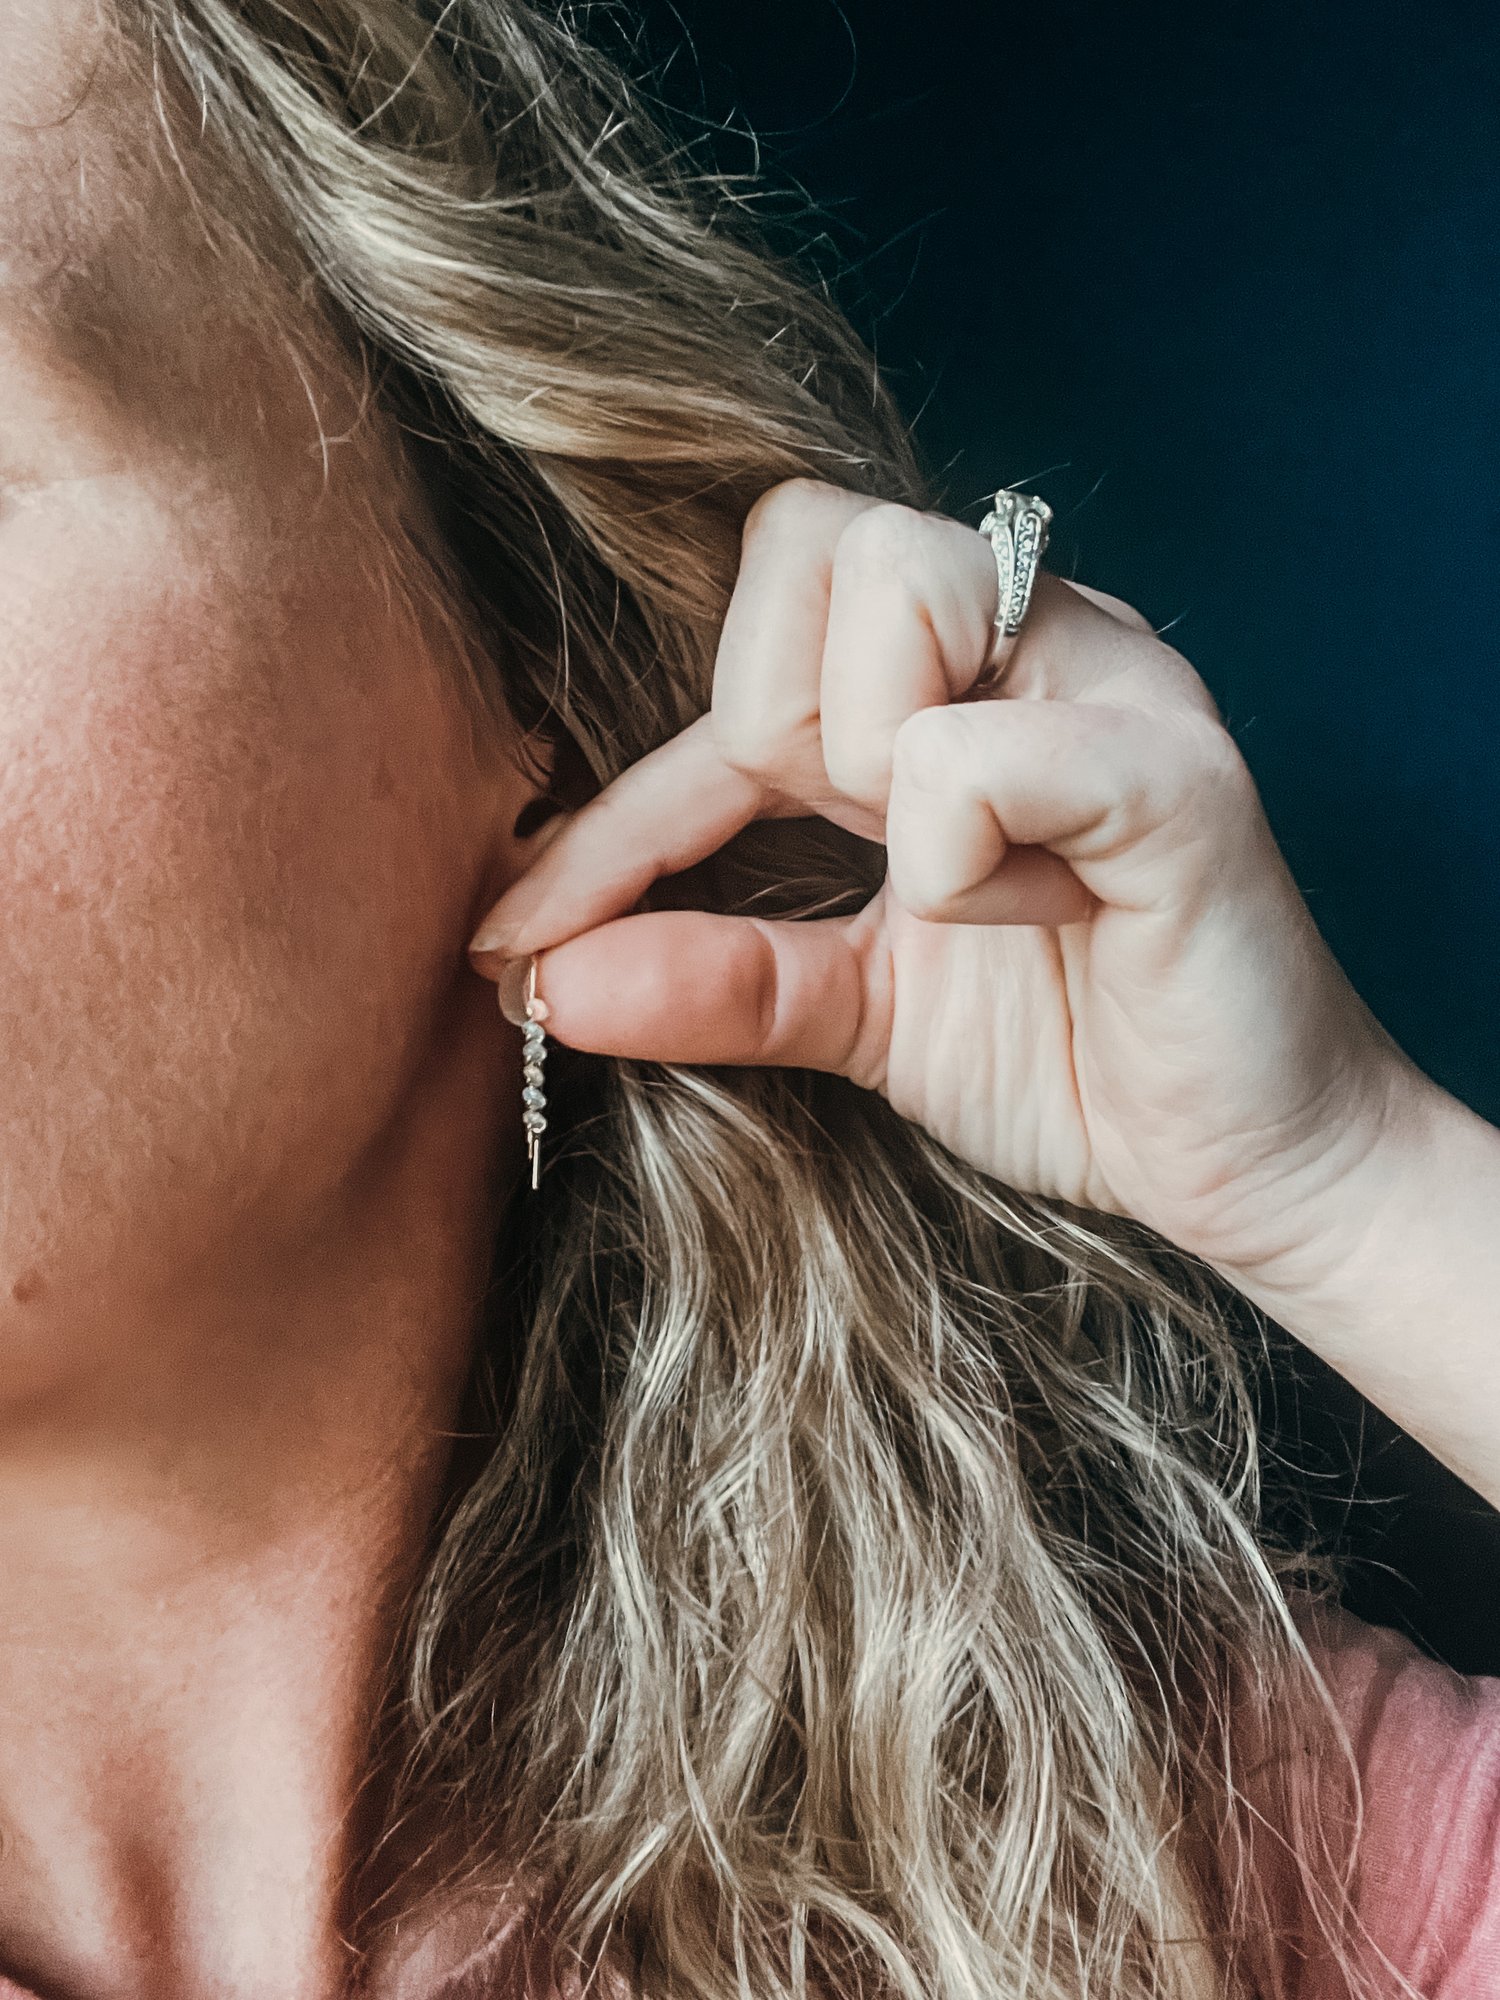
left=977, top=488, right=1053, bottom=667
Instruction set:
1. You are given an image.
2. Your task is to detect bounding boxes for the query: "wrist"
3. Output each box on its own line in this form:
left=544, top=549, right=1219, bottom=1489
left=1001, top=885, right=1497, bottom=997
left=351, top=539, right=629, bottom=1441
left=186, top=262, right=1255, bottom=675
left=1216, top=1062, right=1500, bottom=1502
left=1162, top=1004, right=1420, bottom=1300
left=1214, top=1053, right=1453, bottom=1325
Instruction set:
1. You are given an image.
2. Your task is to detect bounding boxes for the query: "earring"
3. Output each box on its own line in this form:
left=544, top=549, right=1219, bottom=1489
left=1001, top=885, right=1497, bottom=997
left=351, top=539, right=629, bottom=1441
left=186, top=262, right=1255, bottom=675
left=521, top=955, right=548, bottom=1191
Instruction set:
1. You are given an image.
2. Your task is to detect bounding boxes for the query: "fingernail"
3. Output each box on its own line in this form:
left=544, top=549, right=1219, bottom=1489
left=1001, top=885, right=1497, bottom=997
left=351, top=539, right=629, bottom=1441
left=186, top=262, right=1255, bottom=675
left=496, top=956, right=529, bottom=1026
left=495, top=955, right=551, bottom=1029
left=468, top=913, right=516, bottom=958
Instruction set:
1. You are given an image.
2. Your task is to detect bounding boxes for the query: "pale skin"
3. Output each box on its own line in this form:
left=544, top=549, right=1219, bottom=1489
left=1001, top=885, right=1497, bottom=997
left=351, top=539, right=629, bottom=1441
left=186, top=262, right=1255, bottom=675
left=470, top=481, right=1500, bottom=1513
left=1, top=5, right=1498, bottom=2000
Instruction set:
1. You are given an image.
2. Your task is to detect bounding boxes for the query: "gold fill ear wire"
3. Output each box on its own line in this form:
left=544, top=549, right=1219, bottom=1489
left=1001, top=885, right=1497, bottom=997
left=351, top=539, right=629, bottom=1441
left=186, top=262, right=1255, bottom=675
left=521, top=954, right=548, bottom=1190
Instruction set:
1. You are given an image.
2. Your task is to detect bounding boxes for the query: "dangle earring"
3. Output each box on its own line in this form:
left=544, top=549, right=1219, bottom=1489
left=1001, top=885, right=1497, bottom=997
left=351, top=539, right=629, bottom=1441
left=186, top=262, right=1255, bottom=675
left=521, top=955, right=548, bottom=1190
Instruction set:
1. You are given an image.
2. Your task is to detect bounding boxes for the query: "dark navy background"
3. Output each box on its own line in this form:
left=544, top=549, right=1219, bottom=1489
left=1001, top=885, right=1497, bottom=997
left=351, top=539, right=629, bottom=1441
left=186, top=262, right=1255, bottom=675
left=638, top=0, right=1500, bottom=1668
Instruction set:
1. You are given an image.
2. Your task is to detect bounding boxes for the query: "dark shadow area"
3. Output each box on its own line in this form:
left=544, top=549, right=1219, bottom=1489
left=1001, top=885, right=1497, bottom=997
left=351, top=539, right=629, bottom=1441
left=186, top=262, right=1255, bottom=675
left=632, top=0, right=1500, bottom=1670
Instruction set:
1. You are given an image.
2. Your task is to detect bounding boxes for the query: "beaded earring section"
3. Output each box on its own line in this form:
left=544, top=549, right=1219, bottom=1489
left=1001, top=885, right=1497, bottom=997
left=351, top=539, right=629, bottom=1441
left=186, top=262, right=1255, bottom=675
left=521, top=955, right=548, bottom=1190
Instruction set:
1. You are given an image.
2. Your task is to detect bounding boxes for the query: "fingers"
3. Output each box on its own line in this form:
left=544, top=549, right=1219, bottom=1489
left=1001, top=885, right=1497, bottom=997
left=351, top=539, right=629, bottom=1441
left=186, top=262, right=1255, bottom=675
left=886, top=696, right=1250, bottom=921
left=817, top=502, right=1001, bottom=811
left=468, top=479, right=1229, bottom=973
left=710, top=480, right=878, bottom=832
left=504, top=697, right=1251, bottom=1078
left=469, top=715, right=767, bottom=959
left=477, top=688, right=1254, bottom=1080
left=713, top=485, right=1214, bottom=845
left=711, top=481, right=1001, bottom=835
left=518, top=906, right=882, bottom=1077
left=471, top=482, right=1007, bottom=960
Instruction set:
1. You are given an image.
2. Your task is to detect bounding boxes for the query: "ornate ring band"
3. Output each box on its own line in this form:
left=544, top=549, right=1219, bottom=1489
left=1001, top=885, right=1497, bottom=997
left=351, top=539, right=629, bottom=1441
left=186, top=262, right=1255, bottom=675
left=977, top=488, right=1053, bottom=665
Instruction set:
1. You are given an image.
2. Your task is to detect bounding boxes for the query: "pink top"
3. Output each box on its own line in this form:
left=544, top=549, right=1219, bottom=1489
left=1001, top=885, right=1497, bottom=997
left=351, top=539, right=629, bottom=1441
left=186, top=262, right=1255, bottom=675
left=1289, top=1603, right=1500, bottom=1997
left=0, top=1608, right=1495, bottom=1999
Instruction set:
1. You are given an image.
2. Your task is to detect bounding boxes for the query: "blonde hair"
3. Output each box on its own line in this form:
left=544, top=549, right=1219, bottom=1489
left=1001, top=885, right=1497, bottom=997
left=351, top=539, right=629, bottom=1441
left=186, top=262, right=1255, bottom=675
left=106, top=3, right=1404, bottom=1994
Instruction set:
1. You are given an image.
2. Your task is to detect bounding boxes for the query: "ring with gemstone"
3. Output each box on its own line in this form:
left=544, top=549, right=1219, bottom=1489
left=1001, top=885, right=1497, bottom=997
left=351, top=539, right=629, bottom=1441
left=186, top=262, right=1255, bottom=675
left=976, top=488, right=1053, bottom=670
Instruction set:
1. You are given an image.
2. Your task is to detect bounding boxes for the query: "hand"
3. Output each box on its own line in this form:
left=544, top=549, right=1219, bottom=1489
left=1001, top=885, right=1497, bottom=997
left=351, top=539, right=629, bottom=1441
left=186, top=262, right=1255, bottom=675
left=468, top=477, right=1423, bottom=1305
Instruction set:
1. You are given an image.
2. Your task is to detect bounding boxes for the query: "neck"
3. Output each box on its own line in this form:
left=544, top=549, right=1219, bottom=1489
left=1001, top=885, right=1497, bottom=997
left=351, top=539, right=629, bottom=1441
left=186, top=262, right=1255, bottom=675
left=0, top=996, right=513, bottom=2000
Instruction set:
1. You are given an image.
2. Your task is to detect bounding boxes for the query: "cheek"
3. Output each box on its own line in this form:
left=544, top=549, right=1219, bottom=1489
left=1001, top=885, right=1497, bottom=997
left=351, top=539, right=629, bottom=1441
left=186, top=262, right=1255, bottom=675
left=0, top=477, right=483, bottom=1312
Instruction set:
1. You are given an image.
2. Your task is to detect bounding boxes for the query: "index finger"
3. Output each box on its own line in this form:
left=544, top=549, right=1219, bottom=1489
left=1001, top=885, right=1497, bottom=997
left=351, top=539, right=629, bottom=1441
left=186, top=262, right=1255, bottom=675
left=468, top=713, right=781, bottom=961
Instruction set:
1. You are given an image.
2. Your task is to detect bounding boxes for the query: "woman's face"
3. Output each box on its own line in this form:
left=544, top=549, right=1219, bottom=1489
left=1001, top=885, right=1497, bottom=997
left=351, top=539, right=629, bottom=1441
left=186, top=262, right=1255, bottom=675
left=0, top=0, right=523, bottom=1378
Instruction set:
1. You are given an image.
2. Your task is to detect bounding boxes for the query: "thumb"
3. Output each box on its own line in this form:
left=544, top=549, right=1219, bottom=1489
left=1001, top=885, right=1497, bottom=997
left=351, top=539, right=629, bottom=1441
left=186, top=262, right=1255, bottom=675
left=498, top=908, right=876, bottom=1075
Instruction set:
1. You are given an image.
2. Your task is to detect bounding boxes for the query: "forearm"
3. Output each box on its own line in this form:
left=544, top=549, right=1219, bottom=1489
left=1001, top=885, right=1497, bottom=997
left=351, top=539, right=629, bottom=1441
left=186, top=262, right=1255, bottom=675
left=1227, top=1073, right=1500, bottom=1509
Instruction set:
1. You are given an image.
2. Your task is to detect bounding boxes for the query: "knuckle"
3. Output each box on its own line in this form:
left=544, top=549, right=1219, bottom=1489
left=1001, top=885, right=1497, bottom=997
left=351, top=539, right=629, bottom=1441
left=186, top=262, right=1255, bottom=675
left=832, top=499, right=933, bottom=585
left=741, top=475, right=840, bottom=551
left=1145, top=632, right=1226, bottom=723
left=1138, top=710, right=1251, bottom=833
left=890, top=704, right=963, bottom=794
left=885, top=862, right=957, bottom=925
left=885, top=806, right=977, bottom=924
left=1176, top=713, right=1253, bottom=809
left=712, top=706, right=790, bottom=784
left=822, top=729, right=889, bottom=808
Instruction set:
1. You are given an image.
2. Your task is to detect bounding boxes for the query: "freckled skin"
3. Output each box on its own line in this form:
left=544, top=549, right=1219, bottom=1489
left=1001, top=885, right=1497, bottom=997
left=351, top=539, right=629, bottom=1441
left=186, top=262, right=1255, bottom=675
left=0, top=1, right=528, bottom=1380
left=0, top=8, right=546, bottom=1992
left=2, top=350, right=478, bottom=1327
